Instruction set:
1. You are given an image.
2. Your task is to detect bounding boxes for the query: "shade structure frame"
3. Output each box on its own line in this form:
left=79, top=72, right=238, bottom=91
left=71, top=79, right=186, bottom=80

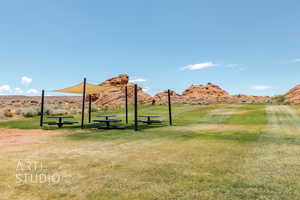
left=48, top=79, right=130, bottom=129
left=41, top=80, right=172, bottom=131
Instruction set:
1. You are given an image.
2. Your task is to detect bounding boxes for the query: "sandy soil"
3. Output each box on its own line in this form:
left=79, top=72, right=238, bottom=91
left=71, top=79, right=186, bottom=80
left=0, top=128, right=59, bottom=147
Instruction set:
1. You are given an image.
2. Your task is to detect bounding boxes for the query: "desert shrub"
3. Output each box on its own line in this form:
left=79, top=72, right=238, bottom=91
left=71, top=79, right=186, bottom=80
left=43, top=106, right=53, bottom=115
left=101, top=107, right=109, bottom=112
left=4, top=109, right=13, bottom=117
left=157, top=101, right=166, bottom=105
left=15, top=109, right=22, bottom=115
left=21, top=107, right=40, bottom=118
left=70, top=109, right=81, bottom=114
left=91, top=107, right=99, bottom=112
left=271, top=95, right=289, bottom=104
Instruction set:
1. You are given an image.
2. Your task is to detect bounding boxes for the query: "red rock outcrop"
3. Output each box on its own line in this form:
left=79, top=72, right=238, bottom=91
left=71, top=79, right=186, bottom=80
left=153, top=90, right=182, bottom=104
left=181, top=83, right=232, bottom=103
left=92, top=74, right=153, bottom=108
left=231, top=94, right=270, bottom=104
left=152, top=83, right=270, bottom=104
left=99, top=74, right=129, bottom=87
left=93, top=77, right=272, bottom=106
left=285, top=84, right=300, bottom=104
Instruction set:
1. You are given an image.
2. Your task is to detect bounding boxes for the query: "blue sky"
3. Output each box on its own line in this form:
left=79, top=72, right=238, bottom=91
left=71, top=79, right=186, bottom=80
left=0, top=0, right=300, bottom=96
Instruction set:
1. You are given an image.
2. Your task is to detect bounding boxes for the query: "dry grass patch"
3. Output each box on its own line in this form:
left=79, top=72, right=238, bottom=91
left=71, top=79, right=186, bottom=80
left=200, top=105, right=243, bottom=124
left=168, top=124, right=262, bottom=133
left=0, top=137, right=254, bottom=200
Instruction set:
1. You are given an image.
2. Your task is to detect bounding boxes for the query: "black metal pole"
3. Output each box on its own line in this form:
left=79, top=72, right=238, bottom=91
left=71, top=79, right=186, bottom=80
left=134, top=84, right=138, bottom=131
left=125, top=85, right=128, bottom=124
left=168, top=89, right=173, bottom=126
left=40, top=90, right=45, bottom=127
left=81, top=78, right=87, bottom=129
left=88, top=94, right=92, bottom=123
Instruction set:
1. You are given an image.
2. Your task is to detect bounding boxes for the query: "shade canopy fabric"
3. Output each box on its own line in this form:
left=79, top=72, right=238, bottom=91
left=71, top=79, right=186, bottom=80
left=54, top=83, right=113, bottom=95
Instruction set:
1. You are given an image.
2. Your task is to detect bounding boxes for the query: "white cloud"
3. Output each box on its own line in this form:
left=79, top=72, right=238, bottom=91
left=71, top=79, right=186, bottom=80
left=251, top=85, right=272, bottom=91
left=291, top=58, right=300, bottom=63
left=0, top=85, right=11, bottom=93
left=181, top=62, right=218, bottom=71
left=15, top=88, right=23, bottom=94
left=129, top=78, right=146, bottom=83
left=142, top=87, right=151, bottom=92
left=225, top=64, right=241, bottom=68
left=27, top=89, right=39, bottom=94
left=21, top=76, right=32, bottom=85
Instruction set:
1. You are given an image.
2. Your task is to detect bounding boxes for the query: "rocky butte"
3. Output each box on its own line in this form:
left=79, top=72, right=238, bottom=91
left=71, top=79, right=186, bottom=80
left=285, top=84, right=300, bottom=104
left=90, top=74, right=271, bottom=107
left=91, top=74, right=153, bottom=108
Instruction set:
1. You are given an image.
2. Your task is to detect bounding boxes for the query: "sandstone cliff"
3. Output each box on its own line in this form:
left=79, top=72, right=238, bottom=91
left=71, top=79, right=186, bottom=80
left=232, top=94, right=270, bottom=104
left=285, top=84, right=300, bottom=104
left=92, top=74, right=153, bottom=108
left=153, top=90, right=182, bottom=104
left=181, top=83, right=232, bottom=104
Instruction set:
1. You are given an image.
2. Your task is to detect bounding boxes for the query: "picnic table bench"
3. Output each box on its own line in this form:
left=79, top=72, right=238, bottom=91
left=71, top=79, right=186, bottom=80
left=43, top=116, right=78, bottom=128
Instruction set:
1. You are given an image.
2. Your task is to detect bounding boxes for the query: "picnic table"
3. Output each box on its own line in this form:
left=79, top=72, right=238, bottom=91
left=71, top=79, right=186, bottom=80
left=92, top=115, right=125, bottom=129
left=44, top=116, right=78, bottom=128
left=137, top=115, right=162, bottom=125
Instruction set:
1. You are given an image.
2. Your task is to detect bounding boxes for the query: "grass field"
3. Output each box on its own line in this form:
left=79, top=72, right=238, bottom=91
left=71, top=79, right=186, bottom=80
left=0, top=104, right=300, bottom=200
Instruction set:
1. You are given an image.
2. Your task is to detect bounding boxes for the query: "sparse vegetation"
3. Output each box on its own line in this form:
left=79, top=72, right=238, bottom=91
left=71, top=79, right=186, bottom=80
left=3, top=109, right=13, bottom=117
left=271, top=95, right=289, bottom=104
left=21, top=107, right=40, bottom=117
left=91, top=106, right=99, bottom=112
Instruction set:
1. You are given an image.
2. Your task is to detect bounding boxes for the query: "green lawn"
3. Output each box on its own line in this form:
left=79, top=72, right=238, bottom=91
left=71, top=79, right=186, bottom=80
left=1, top=104, right=300, bottom=200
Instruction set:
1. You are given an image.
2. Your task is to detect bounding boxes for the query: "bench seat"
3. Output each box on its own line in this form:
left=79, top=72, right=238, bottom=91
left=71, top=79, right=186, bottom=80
left=43, top=122, right=58, bottom=125
left=43, top=121, right=78, bottom=126
left=63, top=121, right=79, bottom=124
left=91, top=125, right=126, bottom=129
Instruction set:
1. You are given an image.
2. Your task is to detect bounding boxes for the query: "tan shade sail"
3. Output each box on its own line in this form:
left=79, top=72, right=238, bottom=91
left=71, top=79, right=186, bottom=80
left=54, top=83, right=113, bottom=95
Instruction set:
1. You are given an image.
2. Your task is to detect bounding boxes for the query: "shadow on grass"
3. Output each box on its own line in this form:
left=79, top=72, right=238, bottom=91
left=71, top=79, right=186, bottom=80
left=64, top=126, right=300, bottom=146
left=64, top=127, right=262, bottom=143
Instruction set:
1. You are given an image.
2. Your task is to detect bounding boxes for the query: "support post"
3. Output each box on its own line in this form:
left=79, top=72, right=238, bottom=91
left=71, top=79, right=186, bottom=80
left=134, top=84, right=138, bottom=131
left=81, top=78, right=87, bottom=129
left=40, top=90, right=45, bottom=127
left=125, top=85, right=128, bottom=124
left=88, top=95, right=92, bottom=123
left=168, top=89, right=173, bottom=126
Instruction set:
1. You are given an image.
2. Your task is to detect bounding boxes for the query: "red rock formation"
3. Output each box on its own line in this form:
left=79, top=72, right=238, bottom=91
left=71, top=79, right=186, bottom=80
left=285, top=84, right=300, bottom=104
left=99, top=74, right=129, bottom=87
left=152, top=83, right=270, bottom=105
left=181, top=83, right=232, bottom=103
left=92, top=74, right=153, bottom=108
left=153, top=90, right=182, bottom=104
left=231, top=94, right=270, bottom=104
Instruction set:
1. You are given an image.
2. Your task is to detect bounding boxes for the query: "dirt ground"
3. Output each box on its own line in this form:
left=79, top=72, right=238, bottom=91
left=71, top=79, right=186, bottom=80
left=0, top=128, right=58, bottom=147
